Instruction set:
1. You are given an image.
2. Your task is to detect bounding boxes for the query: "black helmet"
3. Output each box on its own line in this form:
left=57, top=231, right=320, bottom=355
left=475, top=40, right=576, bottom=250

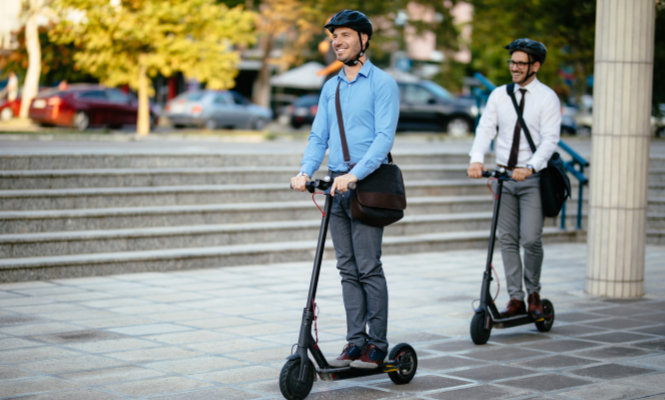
left=504, top=38, right=547, bottom=64
left=325, top=10, right=373, bottom=40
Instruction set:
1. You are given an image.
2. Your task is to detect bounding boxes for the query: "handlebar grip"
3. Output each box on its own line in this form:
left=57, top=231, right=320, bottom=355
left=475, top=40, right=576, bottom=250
left=348, top=182, right=357, bottom=190
left=481, top=171, right=491, bottom=178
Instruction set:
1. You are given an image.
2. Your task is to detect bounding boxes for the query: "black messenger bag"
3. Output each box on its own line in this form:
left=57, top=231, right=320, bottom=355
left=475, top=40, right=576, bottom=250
left=507, top=83, right=571, bottom=217
left=334, top=80, right=407, bottom=228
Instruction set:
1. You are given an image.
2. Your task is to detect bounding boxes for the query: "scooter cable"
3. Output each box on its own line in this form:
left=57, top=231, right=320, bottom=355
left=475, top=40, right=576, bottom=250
left=312, top=299, right=320, bottom=345
left=491, top=264, right=501, bottom=302
left=312, top=193, right=326, bottom=217
left=487, top=178, right=499, bottom=200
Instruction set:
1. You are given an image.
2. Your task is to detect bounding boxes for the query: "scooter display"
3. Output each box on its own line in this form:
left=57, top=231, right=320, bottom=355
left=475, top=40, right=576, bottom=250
left=280, top=176, right=418, bottom=400
left=470, top=168, right=555, bottom=345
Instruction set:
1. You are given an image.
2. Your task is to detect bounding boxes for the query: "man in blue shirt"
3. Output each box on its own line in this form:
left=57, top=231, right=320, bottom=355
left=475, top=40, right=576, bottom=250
left=290, top=10, right=400, bottom=369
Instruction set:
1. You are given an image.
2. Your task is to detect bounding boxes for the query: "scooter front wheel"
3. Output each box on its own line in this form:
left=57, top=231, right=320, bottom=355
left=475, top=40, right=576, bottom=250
left=535, top=299, right=555, bottom=332
left=279, top=358, right=314, bottom=400
left=470, top=311, right=492, bottom=345
left=388, top=343, right=418, bottom=384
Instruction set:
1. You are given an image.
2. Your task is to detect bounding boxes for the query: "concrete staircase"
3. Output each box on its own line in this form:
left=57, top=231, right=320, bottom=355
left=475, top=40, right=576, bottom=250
left=0, top=151, right=659, bottom=282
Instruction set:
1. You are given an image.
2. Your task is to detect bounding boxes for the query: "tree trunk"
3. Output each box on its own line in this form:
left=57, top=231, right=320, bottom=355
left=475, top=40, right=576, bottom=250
left=252, top=34, right=273, bottom=108
left=137, top=55, right=150, bottom=136
left=19, top=0, right=43, bottom=119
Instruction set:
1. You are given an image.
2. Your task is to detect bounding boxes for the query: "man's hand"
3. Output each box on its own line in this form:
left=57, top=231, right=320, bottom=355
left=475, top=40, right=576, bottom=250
left=467, top=162, right=486, bottom=179
left=330, top=174, right=358, bottom=197
left=512, top=168, right=533, bottom=181
left=290, top=174, right=309, bottom=192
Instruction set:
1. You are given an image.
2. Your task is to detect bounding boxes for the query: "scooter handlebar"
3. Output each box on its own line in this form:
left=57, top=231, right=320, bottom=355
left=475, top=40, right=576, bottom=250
left=290, top=176, right=334, bottom=193
left=482, top=168, right=512, bottom=179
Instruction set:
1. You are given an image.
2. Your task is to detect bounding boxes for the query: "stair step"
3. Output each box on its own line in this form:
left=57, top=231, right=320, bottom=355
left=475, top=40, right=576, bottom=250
left=647, top=230, right=665, bottom=245
left=0, top=227, right=582, bottom=282
left=0, top=164, right=472, bottom=190
left=0, top=180, right=493, bottom=211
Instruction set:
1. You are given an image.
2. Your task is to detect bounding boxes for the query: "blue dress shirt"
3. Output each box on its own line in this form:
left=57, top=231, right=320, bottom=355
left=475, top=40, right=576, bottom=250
left=300, top=59, right=400, bottom=181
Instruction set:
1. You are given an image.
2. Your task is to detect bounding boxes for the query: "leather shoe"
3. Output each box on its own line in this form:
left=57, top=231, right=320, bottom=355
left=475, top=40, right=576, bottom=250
left=528, top=292, right=544, bottom=321
left=499, top=298, right=526, bottom=318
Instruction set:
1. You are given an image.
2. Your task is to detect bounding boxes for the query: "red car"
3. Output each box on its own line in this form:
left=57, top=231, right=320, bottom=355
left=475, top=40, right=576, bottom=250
left=28, top=84, right=158, bottom=131
left=0, top=97, right=21, bottom=121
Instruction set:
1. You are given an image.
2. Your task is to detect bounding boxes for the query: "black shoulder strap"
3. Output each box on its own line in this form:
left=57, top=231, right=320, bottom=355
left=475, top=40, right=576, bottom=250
left=506, top=83, right=537, bottom=154
left=335, top=79, right=393, bottom=168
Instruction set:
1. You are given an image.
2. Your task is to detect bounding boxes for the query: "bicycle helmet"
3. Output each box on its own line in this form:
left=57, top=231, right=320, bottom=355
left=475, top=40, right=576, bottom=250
left=505, top=38, right=547, bottom=84
left=325, top=10, right=373, bottom=66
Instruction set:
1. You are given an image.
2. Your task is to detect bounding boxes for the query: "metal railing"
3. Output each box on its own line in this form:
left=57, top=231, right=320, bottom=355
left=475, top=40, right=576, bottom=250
left=471, top=73, right=589, bottom=230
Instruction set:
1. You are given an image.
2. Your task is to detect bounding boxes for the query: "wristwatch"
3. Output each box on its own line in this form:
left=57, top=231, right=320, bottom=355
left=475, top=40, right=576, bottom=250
left=296, top=172, right=310, bottom=179
left=526, top=164, right=535, bottom=173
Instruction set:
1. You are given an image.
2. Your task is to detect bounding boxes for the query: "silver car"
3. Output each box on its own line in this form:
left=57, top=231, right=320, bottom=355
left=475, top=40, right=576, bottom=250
left=165, top=90, right=272, bottom=130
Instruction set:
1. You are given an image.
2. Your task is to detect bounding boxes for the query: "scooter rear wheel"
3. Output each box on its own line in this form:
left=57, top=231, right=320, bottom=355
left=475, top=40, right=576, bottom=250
left=535, top=299, right=555, bottom=332
left=470, top=311, right=492, bottom=345
left=388, top=343, right=418, bottom=384
left=279, top=358, right=314, bottom=400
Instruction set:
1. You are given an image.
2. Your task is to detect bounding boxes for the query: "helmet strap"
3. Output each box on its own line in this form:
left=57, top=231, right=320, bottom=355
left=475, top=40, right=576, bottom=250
left=344, top=31, right=366, bottom=67
left=519, top=54, right=535, bottom=85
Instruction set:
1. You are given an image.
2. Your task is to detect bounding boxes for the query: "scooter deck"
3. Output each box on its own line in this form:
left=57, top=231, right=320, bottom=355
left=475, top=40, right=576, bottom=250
left=316, top=362, right=401, bottom=381
left=492, top=313, right=545, bottom=329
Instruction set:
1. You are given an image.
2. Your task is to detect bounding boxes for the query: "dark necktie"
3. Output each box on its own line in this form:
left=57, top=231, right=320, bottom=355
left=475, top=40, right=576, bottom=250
left=507, top=89, right=527, bottom=169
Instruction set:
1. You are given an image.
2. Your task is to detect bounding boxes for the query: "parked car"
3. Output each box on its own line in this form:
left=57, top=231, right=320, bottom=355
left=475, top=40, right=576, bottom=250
left=287, top=94, right=319, bottom=129
left=396, top=80, right=478, bottom=136
left=0, top=97, right=21, bottom=121
left=28, top=84, right=158, bottom=131
left=165, top=90, right=272, bottom=130
left=572, top=105, right=665, bottom=137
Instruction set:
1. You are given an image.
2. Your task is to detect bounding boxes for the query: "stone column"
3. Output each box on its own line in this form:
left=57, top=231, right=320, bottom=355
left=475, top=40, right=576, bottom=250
left=586, top=0, right=655, bottom=297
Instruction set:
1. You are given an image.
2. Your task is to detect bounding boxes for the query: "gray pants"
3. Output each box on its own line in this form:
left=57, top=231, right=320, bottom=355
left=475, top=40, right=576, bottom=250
left=495, top=174, right=544, bottom=301
left=328, top=176, right=388, bottom=353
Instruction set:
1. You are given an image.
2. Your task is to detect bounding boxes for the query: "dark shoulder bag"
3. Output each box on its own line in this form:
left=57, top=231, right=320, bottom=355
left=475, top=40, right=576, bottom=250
left=507, top=83, right=571, bottom=218
left=335, top=80, right=406, bottom=228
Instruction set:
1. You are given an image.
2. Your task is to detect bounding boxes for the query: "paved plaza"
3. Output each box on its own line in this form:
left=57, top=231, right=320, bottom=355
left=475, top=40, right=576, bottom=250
left=0, top=243, right=664, bottom=399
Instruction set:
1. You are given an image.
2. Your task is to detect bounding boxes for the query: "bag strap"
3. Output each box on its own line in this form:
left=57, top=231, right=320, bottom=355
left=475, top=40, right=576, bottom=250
left=335, top=80, right=393, bottom=170
left=506, top=83, right=537, bottom=154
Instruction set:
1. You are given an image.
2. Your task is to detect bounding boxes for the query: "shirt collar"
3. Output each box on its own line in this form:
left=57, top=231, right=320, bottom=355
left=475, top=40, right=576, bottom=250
left=514, top=76, right=539, bottom=94
left=337, top=58, right=373, bottom=83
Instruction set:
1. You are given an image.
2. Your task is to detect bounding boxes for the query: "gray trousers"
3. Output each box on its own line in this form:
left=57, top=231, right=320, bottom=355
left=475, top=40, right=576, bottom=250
left=495, top=174, right=544, bottom=301
left=328, top=176, right=389, bottom=353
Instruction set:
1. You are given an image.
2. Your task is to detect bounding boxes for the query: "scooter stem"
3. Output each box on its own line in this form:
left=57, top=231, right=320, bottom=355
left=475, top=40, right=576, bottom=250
left=480, top=179, right=504, bottom=306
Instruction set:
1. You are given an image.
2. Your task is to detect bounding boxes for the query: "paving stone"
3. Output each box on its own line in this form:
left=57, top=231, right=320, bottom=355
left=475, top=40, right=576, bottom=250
left=194, top=365, right=280, bottom=384
left=69, top=316, right=155, bottom=329
left=60, top=365, right=166, bottom=385
left=513, top=355, right=598, bottom=370
left=466, top=347, right=547, bottom=362
left=581, top=332, right=656, bottom=343
left=18, top=354, right=127, bottom=374
left=521, top=339, right=601, bottom=353
left=16, top=389, right=122, bottom=400
left=584, top=319, right=657, bottom=330
left=0, top=346, right=81, bottom=363
left=0, top=337, right=43, bottom=350
left=103, top=376, right=213, bottom=396
left=373, top=374, right=469, bottom=392
left=629, top=354, right=665, bottom=368
left=556, top=312, right=610, bottom=323
left=106, top=323, right=193, bottom=336
left=0, top=365, right=36, bottom=380
left=143, top=330, right=233, bottom=345
left=568, top=363, right=656, bottom=380
left=428, top=384, right=532, bottom=400
left=446, top=365, right=536, bottom=382
left=152, top=387, right=262, bottom=400
left=488, top=333, right=552, bottom=345
left=63, top=338, right=158, bottom=353
left=145, top=355, right=247, bottom=374
left=427, top=340, right=495, bottom=353
left=557, top=383, right=655, bottom=400
left=634, top=339, right=665, bottom=351
left=592, top=307, right=655, bottom=317
left=0, top=376, right=81, bottom=398
left=0, top=315, right=45, bottom=325
left=574, top=346, right=656, bottom=360
left=107, top=346, right=202, bottom=363
left=388, top=332, right=450, bottom=344
left=307, top=387, right=395, bottom=400
left=499, top=373, right=592, bottom=391
left=29, top=329, right=123, bottom=344
left=419, top=355, right=487, bottom=371
left=0, top=322, right=84, bottom=336
left=548, top=325, right=609, bottom=336
left=633, top=325, right=665, bottom=337
left=616, top=372, right=665, bottom=390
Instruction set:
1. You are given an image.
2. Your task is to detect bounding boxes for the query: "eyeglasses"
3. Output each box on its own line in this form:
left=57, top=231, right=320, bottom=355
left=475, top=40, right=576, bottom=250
left=507, top=60, right=535, bottom=68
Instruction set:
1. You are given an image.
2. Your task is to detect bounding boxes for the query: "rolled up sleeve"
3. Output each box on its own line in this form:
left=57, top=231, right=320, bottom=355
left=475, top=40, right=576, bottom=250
left=301, top=92, right=330, bottom=177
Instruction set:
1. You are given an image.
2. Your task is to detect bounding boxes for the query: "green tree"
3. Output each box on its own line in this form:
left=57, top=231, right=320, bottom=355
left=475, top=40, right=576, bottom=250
left=51, top=0, right=256, bottom=135
left=469, top=0, right=596, bottom=102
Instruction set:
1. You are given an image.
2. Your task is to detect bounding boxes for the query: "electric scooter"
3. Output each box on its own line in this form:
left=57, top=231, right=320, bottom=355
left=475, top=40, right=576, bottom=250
left=470, top=168, right=555, bottom=345
left=280, top=176, right=418, bottom=400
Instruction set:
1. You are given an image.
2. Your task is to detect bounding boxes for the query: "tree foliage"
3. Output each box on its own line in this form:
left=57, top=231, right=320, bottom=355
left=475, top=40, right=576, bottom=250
left=51, top=0, right=256, bottom=133
left=468, top=0, right=596, bottom=102
left=0, top=25, right=95, bottom=85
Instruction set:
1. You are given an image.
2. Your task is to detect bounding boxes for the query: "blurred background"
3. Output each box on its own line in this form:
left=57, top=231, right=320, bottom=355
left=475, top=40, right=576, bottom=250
left=0, top=0, right=663, bottom=137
